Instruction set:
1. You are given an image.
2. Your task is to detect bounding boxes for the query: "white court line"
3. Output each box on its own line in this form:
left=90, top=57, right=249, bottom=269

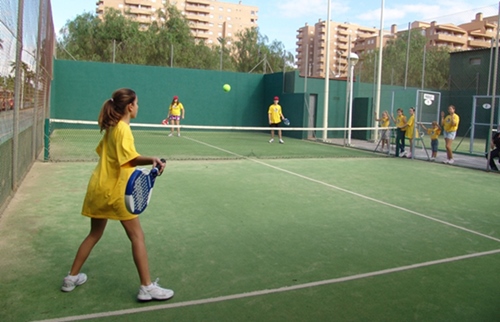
left=33, top=137, right=500, bottom=322
left=35, top=249, right=500, bottom=322
left=185, top=137, right=500, bottom=243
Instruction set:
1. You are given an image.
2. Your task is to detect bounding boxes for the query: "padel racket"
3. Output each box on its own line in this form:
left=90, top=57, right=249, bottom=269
left=161, top=119, right=169, bottom=125
left=125, top=158, right=166, bottom=214
left=283, top=118, right=290, bottom=126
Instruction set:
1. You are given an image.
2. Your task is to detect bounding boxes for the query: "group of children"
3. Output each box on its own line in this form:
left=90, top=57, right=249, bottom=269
left=374, top=105, right=460, bottom=163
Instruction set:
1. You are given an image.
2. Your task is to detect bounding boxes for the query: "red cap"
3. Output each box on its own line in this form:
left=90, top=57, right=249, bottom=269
left=173, top=95, right=178, bottom=100
left=274, top=96, right=279, bottom=100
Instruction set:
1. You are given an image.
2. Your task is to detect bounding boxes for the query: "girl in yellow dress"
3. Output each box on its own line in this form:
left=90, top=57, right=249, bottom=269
left=167, top=95, right=185, bottom=137
left=61, top=88, right=174, bottom=302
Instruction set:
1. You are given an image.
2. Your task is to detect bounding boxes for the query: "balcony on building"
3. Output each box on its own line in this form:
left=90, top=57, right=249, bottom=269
left=125, top=0, right=151, bottom=6
left=131, top=15, right=152, bottom=24
left=185, top=2, right=210, bottom=14
left=127, top=6, right=153, bottom=16
left=185, top=12, right=210, bottom=22
left=186, top=0, right=211, bottom=6
left=191, top=21, right=210, bottom=31
left=192, top=30, right=209, bottom=39
left=468, top=33, right=493, bottom=48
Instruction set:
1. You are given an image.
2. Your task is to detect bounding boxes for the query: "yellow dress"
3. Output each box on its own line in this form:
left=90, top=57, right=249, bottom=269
left=81, top=121, right=140, bottom=220
left=405, top=115, right=415, bottom=139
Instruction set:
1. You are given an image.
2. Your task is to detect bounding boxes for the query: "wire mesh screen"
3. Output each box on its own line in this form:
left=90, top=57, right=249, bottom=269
left=0, top=0, right=54, bottom=213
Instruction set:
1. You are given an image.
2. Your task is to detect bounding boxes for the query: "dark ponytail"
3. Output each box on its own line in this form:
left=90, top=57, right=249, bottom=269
left=98, top=88, right=136, bottom=132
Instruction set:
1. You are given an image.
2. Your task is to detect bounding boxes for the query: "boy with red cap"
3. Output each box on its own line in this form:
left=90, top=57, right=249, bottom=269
left=268, top=96, right=285, bottom=144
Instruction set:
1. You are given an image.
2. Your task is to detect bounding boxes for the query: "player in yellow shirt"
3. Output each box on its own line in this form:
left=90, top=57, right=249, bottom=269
left=391, top=108, right=407, bottom=157
left=268, top=96, right=286, bottom=144
left=167, top=95, right=185, bottom=137
left=404, top=107, right=416, bottom=158
left=62, top=88, right=174, bottom=302
left=441, top=105, right=460, bottom=164
left=419, top=121, right=441, bottom=161
left=374, top=110, right=391, bottom=152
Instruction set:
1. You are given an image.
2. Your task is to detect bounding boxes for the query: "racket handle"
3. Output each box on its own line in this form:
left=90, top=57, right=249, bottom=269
left=154, top=158, right=166, bottom=175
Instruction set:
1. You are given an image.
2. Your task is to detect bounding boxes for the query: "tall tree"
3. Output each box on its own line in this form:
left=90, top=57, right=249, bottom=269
left=55, top=8, right=294, bottom=73
left=358, top=31, right=449, bottom=90
left=232, top=27, right=294, bottom=73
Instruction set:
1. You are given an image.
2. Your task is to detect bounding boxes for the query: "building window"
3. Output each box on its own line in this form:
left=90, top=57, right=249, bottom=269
left=470, top=57, right=481, bottom=65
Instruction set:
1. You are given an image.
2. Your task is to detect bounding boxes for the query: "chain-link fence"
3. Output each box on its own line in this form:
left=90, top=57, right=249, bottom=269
left=0, top=0, right=54, bottom=215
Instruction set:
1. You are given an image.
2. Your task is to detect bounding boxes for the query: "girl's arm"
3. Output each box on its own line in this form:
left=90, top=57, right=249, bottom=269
left=129, top=156, right=166, bottom=174
left=450, top=114, right=457, bottom=126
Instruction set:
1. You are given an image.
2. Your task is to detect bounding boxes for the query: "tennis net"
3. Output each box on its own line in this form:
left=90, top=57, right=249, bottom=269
left=45, top=119, right=392, bottom=162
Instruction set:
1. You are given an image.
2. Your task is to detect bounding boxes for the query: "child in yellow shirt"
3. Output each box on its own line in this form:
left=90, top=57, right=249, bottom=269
left=419, top=121, right=441, bottom=161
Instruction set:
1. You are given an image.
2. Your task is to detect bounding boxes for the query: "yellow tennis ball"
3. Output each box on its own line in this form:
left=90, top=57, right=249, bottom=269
left=223, top=84, right=231, bottom=92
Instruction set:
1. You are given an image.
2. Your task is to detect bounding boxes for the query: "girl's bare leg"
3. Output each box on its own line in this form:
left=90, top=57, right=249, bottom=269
left=69, top=218, right=107, bottom=275
left=121, top=217, right=151, bottom=286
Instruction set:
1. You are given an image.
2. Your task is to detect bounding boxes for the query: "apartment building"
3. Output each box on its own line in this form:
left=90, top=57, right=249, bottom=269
left=299, top=12, right=498, bottom=78
left=296, top=20, right=378, bottom=78
left=95, top=0, right=258, bottom=45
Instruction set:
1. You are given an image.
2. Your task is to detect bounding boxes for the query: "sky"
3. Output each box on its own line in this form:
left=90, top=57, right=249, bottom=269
left=50, top=0, right=500, bottom=52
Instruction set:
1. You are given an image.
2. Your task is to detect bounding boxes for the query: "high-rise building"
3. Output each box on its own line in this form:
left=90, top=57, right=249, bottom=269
left=95, top=0, right=258, bottom=46
left=296, top=20, right=378, bottom=78
left=298, top=12, right=498, bottom=79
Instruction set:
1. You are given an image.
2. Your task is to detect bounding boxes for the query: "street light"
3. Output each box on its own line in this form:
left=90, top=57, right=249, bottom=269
left=347, top=52, right=359, bottom=146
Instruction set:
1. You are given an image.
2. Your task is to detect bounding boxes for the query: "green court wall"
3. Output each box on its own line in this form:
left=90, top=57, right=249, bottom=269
left=51, top=60, right=266, bottom=126
left=51, top=60, right=452, bottom=139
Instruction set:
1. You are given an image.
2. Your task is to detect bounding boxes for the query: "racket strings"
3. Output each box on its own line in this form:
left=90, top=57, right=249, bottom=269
left=132, top=176, right=151, bottom=210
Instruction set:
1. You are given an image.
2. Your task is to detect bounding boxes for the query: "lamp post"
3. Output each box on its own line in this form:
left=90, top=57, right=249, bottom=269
left=347, top=52, right=359, bottom=146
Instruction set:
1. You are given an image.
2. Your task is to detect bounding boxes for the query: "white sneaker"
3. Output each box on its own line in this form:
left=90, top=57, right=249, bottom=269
left=430, top=157, right=435, bottom=161
left=279, top=139, right=284, bottom=144
left=448, top=159, right=455, bottom=164
left=177, top=133, right=181, bottom=137
left=399, top=151, right=407, bottom=158
left=406, top=152, right=412, bottom=158
left=269, top=138, right=274, bottom=143
left=443, top=159, right=449, bottom=164
left=168, top=133, right=173, bottom=137
left=61, top=273, right=87, bottom=292
left=137, top=279, right=174, bottom=301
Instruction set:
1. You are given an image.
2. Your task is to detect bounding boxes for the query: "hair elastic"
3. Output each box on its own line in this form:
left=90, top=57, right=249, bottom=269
left=110, top=98, right=114, bottom=102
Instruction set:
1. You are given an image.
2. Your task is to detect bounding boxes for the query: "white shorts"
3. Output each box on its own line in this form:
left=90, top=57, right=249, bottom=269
left=444, top=131, right=456, bottom=140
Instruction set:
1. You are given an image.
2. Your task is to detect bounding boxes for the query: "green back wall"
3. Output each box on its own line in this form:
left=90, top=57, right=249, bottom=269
left=52, top=60, right=459, bottom=138
left=51, top=60, right=266, bottom=126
